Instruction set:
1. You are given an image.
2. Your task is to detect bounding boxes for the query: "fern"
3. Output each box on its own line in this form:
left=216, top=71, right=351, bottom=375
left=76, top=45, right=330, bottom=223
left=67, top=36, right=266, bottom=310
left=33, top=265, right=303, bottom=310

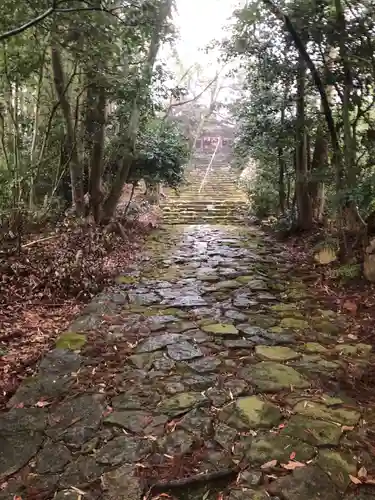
left=331, top=263, right=362, bottom=280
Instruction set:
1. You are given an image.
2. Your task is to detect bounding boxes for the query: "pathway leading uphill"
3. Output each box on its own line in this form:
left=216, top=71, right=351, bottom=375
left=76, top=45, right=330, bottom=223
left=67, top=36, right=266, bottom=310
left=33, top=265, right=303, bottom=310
left=0, top=166, right=374, bottom=500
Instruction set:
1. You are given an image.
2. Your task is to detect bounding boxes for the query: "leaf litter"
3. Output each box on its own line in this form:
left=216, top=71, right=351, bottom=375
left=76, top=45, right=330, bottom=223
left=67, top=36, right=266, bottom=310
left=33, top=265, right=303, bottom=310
left=0, top=202, right=160, bottom=409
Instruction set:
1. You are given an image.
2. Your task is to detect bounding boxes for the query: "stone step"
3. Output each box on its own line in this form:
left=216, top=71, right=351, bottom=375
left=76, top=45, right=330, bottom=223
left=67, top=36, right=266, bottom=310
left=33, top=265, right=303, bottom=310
left=163, top=209, right=247, bottom=216
left=161, top=200, right=247, bottom=205
left=163, top=220, right=245, bottom=225
left=162, top=207, right=247, bottom=213
left=162, top=213, right=246, bottom=221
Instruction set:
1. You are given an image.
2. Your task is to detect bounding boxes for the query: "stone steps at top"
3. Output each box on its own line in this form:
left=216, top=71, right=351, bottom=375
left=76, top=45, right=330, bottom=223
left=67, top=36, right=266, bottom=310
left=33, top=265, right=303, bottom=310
left=161, top=165, right=248, bottom=224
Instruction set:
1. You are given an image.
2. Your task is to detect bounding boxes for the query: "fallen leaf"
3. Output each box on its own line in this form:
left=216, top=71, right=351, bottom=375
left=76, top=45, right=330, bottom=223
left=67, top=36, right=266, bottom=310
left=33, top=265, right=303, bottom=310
left=349, top=475, right=362, bottom=485
left=261, top=459, right=278, bottom=469
left=281, top=461, right=306, bottom=470
left=35, top=400, right=51, bottom=408
left=358, top=466, right=367, bottom=479
left=290, top=451, right=296, bottom=460
left=364, top=478, right=375, bottom=485
left=341, top=425, right=354, bottom=432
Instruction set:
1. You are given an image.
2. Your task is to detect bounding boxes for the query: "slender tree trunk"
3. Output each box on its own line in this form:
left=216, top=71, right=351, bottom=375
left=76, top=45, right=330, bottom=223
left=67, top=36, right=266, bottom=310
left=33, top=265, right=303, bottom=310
left=278, top=90, right=287, bottom=214
left=262, top=0, right=344, bottom=211
left=88, top=82, right=106, bottom=222
left=29, top=50, right=46, bottom=208
left=102, top=0, right=173, bottom=222
left=51, top=44, right=84, bottom=215
left=295, top=54, right=313, bottom=230
left=278, top=146, right=286, bottom=214
left=310, top=117, right=328, bottom=221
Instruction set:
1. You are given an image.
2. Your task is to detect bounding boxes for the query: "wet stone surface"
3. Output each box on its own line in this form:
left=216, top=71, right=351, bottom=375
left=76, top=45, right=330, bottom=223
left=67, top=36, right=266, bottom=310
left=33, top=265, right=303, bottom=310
left=0, top=224, right=373, bottom=499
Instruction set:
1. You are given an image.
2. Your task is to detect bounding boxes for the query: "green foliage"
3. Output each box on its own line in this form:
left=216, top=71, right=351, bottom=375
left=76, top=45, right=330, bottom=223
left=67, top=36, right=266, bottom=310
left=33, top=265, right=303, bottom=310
left=224, top=0, right=375, bottom=241
left=0, top=0, right=184, bottom=234
left=131, top=120, right=189, bottom=187
left=332, top=263, right=362, bottom=280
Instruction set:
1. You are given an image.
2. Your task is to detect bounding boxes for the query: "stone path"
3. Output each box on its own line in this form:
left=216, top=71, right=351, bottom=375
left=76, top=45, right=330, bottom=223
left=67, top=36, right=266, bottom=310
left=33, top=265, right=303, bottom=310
left=1, top=224, right=374, bottom=500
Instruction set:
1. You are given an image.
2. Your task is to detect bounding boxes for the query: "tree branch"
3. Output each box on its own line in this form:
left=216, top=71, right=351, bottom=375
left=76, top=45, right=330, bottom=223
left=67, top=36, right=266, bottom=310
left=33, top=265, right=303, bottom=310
left=261, top=0, right=341, bottom=158
left=0, top=1, right=141, bottom=41
left=0, top=8, right=54, bottom=41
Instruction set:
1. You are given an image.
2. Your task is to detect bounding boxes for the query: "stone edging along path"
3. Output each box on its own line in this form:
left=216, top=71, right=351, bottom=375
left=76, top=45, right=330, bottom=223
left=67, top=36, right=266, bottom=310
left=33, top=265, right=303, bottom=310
left=1, top=224, right=374, bottom=500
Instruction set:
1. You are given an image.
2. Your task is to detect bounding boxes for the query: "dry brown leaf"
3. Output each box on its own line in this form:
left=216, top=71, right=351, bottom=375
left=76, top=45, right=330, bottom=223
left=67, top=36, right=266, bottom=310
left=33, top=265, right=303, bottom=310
left=281, top=461, right=306, bottom=470
left=261, top=459, right=277, bottom=469
left=349, top=475, right=362, bottom=485
left=364, top=478, right=375, bottom=485
left=358, top=466, right=368, bottom=479
left=341, top=425, right=354, bottom=432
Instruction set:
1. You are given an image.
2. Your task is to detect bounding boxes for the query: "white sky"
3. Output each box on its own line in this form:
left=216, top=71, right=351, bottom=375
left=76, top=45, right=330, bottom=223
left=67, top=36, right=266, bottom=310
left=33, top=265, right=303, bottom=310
left=173, top=0, right=238, bottom=68
left=159, top=0, right=243, bottom=99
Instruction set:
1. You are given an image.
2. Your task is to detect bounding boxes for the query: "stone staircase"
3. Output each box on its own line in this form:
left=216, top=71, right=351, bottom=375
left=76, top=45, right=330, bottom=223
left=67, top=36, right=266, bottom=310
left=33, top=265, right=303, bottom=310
left=161, top=158, right=249, bottom=224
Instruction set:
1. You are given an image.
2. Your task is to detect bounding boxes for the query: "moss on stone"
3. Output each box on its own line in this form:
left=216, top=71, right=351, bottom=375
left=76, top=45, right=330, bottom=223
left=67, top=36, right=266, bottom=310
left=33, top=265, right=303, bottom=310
left=236, top=275, right=255, bottom=284
left=56, top=332, right=86, bottom=350
left=293, top=400, right=360, bottom=425
left=201, top=323, right=238, bottom=335
left=317, top=450, right=357, bottom=491
left=311, top=318, right=341, bottom=335
left=255, top=346, right=300, bottom=362
left=115, top=275, right=138, bottom=284
left=304, top=342, right=328, bottom=354
left=334, top=343, right=372, bottom=357
left=279, top=317, right=309, bottom=330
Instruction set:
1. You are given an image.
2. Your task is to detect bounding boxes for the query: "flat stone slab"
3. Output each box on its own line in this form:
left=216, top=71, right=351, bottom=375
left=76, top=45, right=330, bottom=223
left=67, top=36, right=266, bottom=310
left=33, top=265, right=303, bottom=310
left=317, top=449, right=357, bottom=491
left=136, top=333, right=184, bottom=353
left=214, top=423, right=238, bottom=450
left=168, top=295, right=207, bottom=307
left=201, top=323, right=239, bottom=335
left=157, top=392, right=207, bottom=417
left=283, top=415, right=342, bottom=446
left=187, top=356, right=221, bottom=373
left=280, top=317, right=309, bottom=330
left=244, top=361, right=310, bottom=392
left=101, top=465, right=143, bottom=500
left=167, top=340, right=203, bottom=361
left=104, top=410, right=157, bottom=433
left=219, top=396, right=281, bottom=430
left=255, top=345, right=300, bottom=361
left=293, top=400, right=360, bottom=425
left=245, top=434, right=316, bottom=464
left=268, top=465, right=340, bottom=500
left=96, top=436, right=150, bottom=466
left=158, top=429, right=194, bottom=455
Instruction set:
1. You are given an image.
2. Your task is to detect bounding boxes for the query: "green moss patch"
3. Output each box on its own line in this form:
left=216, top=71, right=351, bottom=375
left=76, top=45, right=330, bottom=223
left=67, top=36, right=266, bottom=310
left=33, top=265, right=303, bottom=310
left=56, top=332, right=87, bottom=350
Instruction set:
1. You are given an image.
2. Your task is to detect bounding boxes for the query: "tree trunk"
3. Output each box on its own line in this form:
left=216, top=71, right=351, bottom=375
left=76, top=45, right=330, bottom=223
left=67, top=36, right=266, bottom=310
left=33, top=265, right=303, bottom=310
left=51, top=44, right=84, bottom=215
left=262, top=0, right=344, bottom=208
left=278, top=90, right=287, bottom=215
left=310, top=118, right=328, bottom=221
left=295, top=55, right=313, bottom=230
left=89, top=83, right=106, bottom=222
left=102, top=0, right=173, bottom=222
left=278, top=146, right=286, bottom=214
left=145, top=181, right=160, bottom=205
